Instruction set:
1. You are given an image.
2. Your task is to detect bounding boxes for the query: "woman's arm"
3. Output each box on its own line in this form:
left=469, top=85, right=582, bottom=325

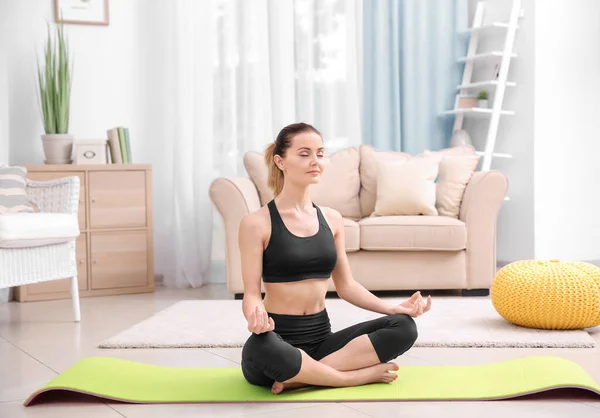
left=326, top=208, right=430, bottom=317
left=238, top=213, right=275, bottom=334
left=326, top=208, right=395, bottom=315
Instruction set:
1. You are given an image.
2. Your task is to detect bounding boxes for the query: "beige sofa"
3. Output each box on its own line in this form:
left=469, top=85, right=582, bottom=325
left=209, top=144, right=508, bottom=299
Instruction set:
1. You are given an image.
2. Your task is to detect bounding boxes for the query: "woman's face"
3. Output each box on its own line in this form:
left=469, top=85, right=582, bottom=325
left=275, top=131, right=325, bottom=188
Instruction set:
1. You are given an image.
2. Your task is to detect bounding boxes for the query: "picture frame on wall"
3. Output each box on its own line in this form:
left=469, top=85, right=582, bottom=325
left=54, top=0, right=109, bottom=26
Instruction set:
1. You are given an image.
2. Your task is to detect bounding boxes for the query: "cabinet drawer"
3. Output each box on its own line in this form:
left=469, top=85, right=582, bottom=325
left=26, top=233, right=88, bottom=295
left=91, top=231, right=148, bottom=290
left=89, top=171, right=147, bottom=229
left=27, top=171, right=86, bottom=230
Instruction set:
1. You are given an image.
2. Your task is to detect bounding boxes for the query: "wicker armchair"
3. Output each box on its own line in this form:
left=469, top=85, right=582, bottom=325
left=0, top=176, right=81, bottom=322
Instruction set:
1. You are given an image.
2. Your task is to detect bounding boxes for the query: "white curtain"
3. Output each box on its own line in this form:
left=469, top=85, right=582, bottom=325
left=0, top=54, right=8, bottom=165
left=150, top=0, right=362, bottom=288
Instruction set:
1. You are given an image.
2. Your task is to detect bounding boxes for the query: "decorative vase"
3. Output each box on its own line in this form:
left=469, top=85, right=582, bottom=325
left=41, top=134, right=74, bottom=164
left=450, top=129, right=472, bottom=147
left=478, top=99, right=489, bottom=108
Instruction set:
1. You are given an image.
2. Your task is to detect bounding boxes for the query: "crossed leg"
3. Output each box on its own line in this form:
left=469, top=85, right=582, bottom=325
left=272, top=313, right=418, bottom=393
left=241, top=330, right=400, bottom=395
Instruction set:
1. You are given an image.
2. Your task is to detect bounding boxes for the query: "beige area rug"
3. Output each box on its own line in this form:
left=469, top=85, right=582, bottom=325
left=98, top=297, right=597, bottom=349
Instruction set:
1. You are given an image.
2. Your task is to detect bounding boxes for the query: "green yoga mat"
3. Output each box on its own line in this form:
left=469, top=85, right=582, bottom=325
left=24, top=356, right=600, bottom=406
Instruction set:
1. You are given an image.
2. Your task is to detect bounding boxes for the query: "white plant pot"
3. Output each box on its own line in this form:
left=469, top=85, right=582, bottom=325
left=478, top=99, right=489, bottom=108
left=41, top=134, right=74, bottom=164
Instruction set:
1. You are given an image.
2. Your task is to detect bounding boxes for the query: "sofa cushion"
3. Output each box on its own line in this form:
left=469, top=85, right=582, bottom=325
left=343, top=218, right=360, bottom=252
left=436, top=154, right=480, bottom=218
left=358, top=146, right=410, bottom=218
left=358, top=215, right=466, bottom=251
left=244, top=147, right=362, bottom=220
left=359, top=144, right=476, bottom=218
left=311, top=147, right=362, bottom=220
left=0, top=164, right=35, bottom=214
left=373, top=152, right=442, bottom=216
left=0, top=212, right=80, bottom=248
left=243, top=152, right=273, bottom=205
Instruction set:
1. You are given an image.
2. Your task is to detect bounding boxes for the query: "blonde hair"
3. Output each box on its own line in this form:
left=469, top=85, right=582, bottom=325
left=264, top=142, right=284, bottom=197
left=265, top=122, right=322, bottom=197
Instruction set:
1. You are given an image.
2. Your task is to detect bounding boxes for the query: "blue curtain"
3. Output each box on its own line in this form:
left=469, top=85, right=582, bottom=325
left=362, top=0, right=469, bottom=153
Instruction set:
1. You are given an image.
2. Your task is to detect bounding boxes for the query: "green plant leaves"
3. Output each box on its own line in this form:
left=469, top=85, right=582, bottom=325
left=37, top=23, right=71, bottom=135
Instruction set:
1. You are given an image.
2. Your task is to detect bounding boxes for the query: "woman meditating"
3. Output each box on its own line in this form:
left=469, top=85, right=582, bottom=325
left=238, top=123, right=432, bottom=394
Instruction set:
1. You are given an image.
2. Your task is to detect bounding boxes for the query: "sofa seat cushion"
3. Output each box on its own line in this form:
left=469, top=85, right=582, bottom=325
left=0, top=212, right=80, bottom=248
left=343, top=218, right=360, bottom=252
left=358, top=216, right=466, bottom=251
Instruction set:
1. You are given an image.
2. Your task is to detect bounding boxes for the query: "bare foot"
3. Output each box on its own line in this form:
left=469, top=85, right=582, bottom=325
left=271, top=380, right=307, bottom=395
left=347, top=362, right=400, bottom=386
left=271, top=363, right=399, bottom=395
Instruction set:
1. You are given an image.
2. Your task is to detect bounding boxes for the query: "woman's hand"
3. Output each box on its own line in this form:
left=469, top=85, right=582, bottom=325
left=247, top=306, right=275, bottom=334
left=390, top=291, right=432, bottom=318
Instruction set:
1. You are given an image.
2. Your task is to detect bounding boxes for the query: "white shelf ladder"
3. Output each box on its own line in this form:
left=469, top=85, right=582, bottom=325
left=452, top=0, right=523, bottom=172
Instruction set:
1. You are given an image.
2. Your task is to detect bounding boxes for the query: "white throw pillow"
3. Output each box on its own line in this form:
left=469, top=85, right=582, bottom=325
left=373, top=153, right=442, bottom=216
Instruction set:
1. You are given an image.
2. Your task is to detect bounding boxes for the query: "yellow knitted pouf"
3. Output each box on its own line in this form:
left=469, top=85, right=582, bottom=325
left=491, top=260, right=600, bottom=330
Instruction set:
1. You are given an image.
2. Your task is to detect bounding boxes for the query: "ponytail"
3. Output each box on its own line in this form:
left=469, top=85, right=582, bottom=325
left=264, top=142, right=284, bottom=197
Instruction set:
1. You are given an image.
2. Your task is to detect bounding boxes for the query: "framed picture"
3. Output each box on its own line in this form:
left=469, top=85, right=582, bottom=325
left=54, top=0, right=109, bottom=26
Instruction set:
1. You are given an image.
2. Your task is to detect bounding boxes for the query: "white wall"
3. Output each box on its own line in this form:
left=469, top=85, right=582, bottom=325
left=467, top=0, right=600, bottom=263
left=466, top=0, right=536, bottom=262
left=0, top=0, right=145, bottom=165
left=0, top=1, right=226, bottom=283
left=534, top=0, right=600, bottom=261
left=0, top=4, right=9, bottom=164
left=0, top=54, right=8, bottom=164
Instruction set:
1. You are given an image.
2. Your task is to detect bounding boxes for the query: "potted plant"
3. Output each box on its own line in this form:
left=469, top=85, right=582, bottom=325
left=37, top=23, right=73, bottom=164
left=477, top=90, right=489, bottom=108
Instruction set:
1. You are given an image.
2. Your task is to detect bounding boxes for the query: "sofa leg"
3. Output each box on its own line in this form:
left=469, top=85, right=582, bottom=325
left=461, top=288, right=490, bottom=297
left=234, top=293, right=243, bottom=300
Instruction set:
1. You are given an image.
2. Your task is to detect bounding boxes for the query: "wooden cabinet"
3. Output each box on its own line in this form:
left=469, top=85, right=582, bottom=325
left=89, top=171, right=147, bottom=229
left=90, top=230, right=148, bottom=290
left=15, top=164, right=154, bottom=302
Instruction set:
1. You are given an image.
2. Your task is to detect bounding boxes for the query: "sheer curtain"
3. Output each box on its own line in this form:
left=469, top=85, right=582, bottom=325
left=149, top=0, right=363, bottom=287
left=362, top=0, right=468, bottom=154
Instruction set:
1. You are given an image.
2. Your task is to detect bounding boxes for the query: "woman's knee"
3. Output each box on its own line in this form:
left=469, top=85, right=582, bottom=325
left=242, top=332, right=280, bottom=364
left=369, top=314, right=418, bottom=362
left=242, top=332, right=302, bottom=384
left=388, top=313, right=418, bottom=345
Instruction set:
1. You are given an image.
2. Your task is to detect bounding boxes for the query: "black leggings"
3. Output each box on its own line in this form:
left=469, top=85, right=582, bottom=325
left=241, top=309, right=418, bottom=387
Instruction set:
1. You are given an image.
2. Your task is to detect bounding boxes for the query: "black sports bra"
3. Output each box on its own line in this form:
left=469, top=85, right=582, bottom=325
left=262, top=199, right=337, bottom=283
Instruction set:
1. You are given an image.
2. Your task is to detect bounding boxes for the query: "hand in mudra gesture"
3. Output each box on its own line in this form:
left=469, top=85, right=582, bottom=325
left=247, top=306, right=275, bottom=334
left=392, top=291, right=432, bottom=318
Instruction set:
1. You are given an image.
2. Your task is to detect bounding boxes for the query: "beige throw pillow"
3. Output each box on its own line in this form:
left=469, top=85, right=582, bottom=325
left=436, top=154, right=480, bottom=218
left=373, top=153, right=442, bottom=216
left=359, top=144, right=476, bottom=218
left=310, top=147, right=362, bottom=220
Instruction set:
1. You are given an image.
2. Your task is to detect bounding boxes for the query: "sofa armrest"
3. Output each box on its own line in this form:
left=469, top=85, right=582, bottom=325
left=459, top=170, right=508, bottom=290
left=209, top=177, right=261, bottom=294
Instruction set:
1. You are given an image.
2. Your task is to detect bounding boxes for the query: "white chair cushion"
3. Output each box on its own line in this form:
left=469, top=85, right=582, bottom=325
left=0, top=213, right=80, bottom=248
